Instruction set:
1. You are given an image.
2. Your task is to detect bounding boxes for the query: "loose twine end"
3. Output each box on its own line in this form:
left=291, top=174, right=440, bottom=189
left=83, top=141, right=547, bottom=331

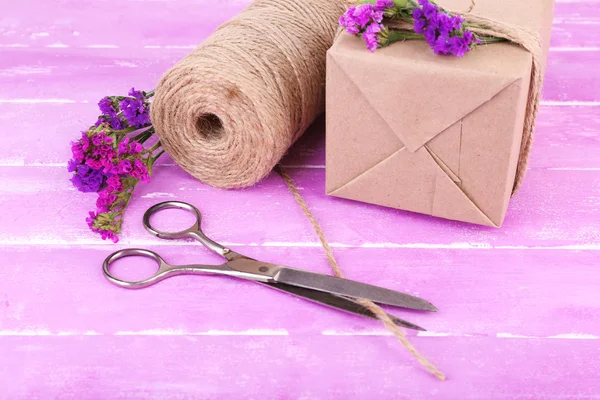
left=275, top=165, right=446, bottom=381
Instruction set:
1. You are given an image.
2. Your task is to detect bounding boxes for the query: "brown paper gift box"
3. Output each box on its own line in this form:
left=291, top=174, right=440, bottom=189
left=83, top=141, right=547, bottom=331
left=325, top=0, right=555, bottom=227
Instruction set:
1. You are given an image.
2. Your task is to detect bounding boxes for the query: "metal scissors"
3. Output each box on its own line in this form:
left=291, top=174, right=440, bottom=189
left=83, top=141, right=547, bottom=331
left=102, top=201, right=438, bottom=331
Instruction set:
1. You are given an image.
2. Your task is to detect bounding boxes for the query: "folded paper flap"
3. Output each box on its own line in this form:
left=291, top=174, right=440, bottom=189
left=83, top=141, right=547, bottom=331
left=330, top=36, right=529, bottom=153
left=328, top=147, right=498, bottom=227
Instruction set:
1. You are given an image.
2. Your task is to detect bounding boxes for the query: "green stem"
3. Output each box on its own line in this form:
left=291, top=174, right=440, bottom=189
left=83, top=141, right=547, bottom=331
left=112, top=126, right=138, bottom=137
left=132, top=127, right=155, bottom=144
left=148, top=149, right=166, bottom=175
left=477, top=36, right=508, bottom=44
left=148, top=141, right=162, bottom=153
left=385, top=30, right=424, bottom=46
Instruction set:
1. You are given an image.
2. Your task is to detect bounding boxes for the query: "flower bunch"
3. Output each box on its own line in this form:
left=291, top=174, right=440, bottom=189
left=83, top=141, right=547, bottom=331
left=338, top=0, right=390, bottom=52
left=339, top=0, right=502, bottom=56
left=68, top=88, right=163, bottom=243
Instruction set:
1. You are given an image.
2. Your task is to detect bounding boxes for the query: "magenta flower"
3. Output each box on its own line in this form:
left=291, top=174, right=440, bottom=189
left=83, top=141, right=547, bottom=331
left=106, top=175, right=123, bottom=192
left=71, top=141, right=85, bottom=162
left=118, top=137, right=144, bottom=156
left=96, top=191, right=118, bottom=213
left=130, top=159, right=150, bottom=182
left=86, top=212, right=118, bottom=243
left=117, top=159, right=133, bottom=174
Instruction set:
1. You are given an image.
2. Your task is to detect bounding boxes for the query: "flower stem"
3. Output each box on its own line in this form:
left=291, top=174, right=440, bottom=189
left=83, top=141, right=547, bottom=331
left=385, top=30, right=424, bottom=46
left=148, top=141, right=162, bottom=153
left=477, top=36, right=508, bottom=45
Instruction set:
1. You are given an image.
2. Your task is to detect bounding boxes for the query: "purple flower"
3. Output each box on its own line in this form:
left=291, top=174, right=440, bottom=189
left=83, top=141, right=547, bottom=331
left=96, top=190, right=117, bottom=213
left=117, top=159, right=133, bottom=175
left=128, top=88, right=145, bottom=100
left=375, top=0, right=395, bottom=11
left=96, top=97, right=125, bottom=130
left=119, top=88, right=151, bottom=128
left=67, top=158, right=79, bottom=172
left=71, top=164, right=105, bottom=193
left=340, top=4, right=388, bottom=51
left=98, top=98, right=115, bottom=115
left=413, top=0, right=478, bottom=57
left=363, top=23, right=383, bottom=53
left=353, top=5, right=377, bottom=28
left=419, top=0, right=439, bottom=19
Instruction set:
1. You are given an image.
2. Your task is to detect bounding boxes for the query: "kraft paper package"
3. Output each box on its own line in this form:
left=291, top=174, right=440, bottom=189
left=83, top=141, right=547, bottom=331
left=325, top=0, right=555, bottom=227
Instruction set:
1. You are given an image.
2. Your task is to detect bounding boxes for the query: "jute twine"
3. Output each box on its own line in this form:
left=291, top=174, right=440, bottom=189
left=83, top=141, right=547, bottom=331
left=276, top=165, right=446, bottom=381
left=151, top=0, right=345, bottom=189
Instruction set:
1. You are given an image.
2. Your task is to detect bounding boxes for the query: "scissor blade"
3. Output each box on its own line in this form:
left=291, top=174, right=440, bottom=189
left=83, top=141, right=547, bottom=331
left=260, top=282, right=425, bottom=331
left=273, top=268, right=437, bottom=312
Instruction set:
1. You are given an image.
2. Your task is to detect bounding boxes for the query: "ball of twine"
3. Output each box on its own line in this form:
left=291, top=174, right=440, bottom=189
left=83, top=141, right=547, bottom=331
left=150, top=0, right=345, bottom=188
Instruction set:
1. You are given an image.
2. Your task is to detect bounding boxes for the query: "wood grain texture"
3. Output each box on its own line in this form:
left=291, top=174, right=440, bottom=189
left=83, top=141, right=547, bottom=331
left=2, top=336, right=600, bottom=400
left=1, top=0, right=599, bottom=398
left=1, top=246, right=599, bottom=336
left=0, top=165, right=598, bottom=247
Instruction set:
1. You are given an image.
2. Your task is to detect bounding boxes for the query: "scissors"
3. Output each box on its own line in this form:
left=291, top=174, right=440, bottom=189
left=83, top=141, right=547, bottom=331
left=102, top=201, right=438, bottom=331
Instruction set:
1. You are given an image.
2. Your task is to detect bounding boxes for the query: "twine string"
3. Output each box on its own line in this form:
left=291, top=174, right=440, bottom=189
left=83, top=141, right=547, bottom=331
left=275, top=165, right=446, bottom=381
left=151, top=0, right=345, bottom=189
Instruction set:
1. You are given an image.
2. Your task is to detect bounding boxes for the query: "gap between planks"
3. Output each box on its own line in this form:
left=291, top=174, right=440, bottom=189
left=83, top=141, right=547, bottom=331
left=0, top=44, right=599, bottom=50
left=2, top=100, right=599, bottom=106
left=1, top=240, right=600, bottom=250
left=1, top=163, right=599, bottom=171
left=0, top=329, right=598, bottom=339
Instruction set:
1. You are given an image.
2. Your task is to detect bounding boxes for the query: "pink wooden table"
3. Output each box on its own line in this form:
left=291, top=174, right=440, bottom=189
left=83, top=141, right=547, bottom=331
left=1, top=0, right=599, bottom=398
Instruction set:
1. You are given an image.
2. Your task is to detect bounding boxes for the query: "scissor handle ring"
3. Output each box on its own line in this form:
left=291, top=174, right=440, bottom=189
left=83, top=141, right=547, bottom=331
left=103, top=248, right=171, bottom=289
left=143, top=201, right=202, bottom=240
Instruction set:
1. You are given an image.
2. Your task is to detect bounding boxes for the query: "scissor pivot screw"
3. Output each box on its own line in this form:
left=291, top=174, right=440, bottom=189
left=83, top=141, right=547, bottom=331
left=259, top=266, right=269, bottom=272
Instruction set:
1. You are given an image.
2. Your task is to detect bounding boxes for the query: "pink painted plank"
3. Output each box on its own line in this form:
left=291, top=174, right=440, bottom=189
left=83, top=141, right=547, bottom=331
left=0, top=0, right=250, bottom=48
left=0, top=47, right=598, bottom=102
left=0, top=166, right=597, bottom=247
left=0, top=105, right=599, bottom=170
left=0, top=1, right=597, bottom=48
left=281, top=167, right=600, bottom=247
left=551, top=2, right=600, bottom=48
left=544, top=51, right=600, bottom=101
left=1, top=246, right=599, bottom=337
left=1, top=336, right=599, bottom=399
